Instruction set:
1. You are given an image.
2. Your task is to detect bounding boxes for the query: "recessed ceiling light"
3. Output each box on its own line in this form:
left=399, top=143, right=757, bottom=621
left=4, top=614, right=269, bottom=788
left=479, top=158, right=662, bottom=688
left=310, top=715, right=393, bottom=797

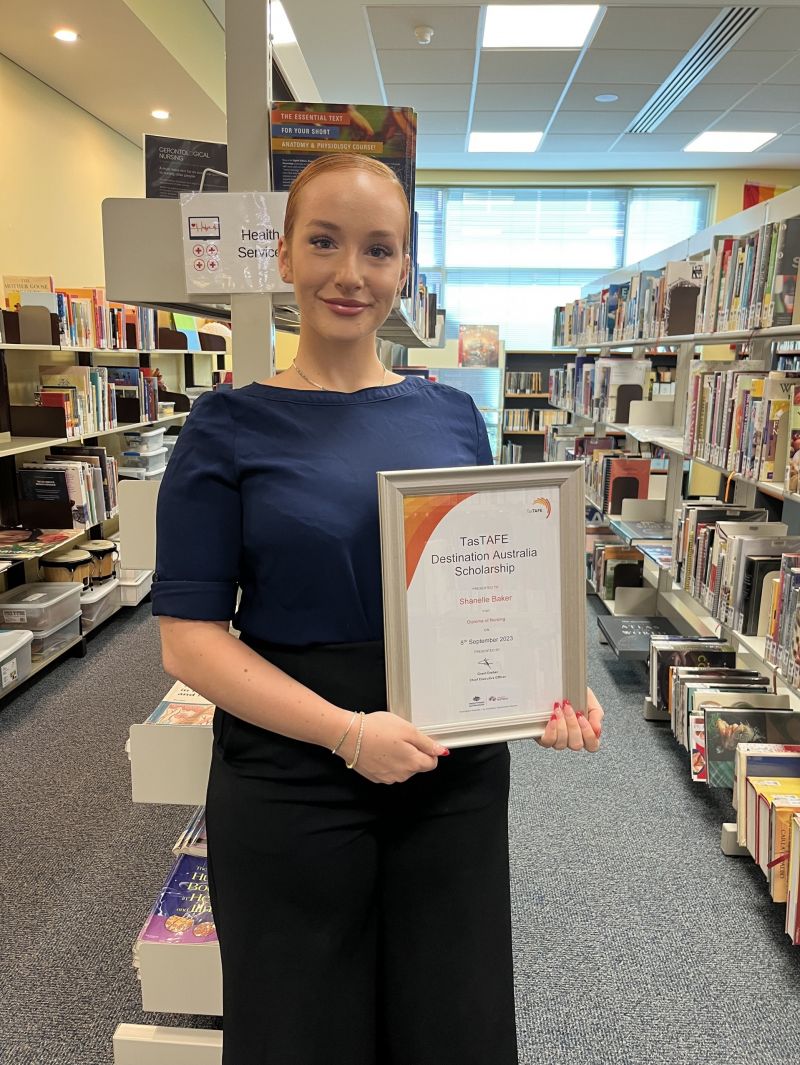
left=595, top=94, right=619, bottom=103
left=54, top=29, right=78, bottom=42
left=684, top=130, right=777, bottom=153
left=151, top=110, right=171, bottom=120
left=468, top=131, right=543, bottom=153
left=270, top=1, right=297, bottom=45
left=483, top=5, right=600, bottom=49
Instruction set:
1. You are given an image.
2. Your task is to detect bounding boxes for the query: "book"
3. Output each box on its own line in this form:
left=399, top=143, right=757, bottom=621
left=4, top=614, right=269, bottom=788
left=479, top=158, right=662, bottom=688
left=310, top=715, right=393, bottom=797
left=785, top=813, right=800, bottom=944
left=649, top=639, right=735, bottom=715
left=768, top=795, right=800, bottom=900
left=146, top=681, right=215, bottom=726
left=0, top=526, right=76, bottom=560
left=705, top=709, right=800, bottom=789
left=735, top=744, right=800, bottom=838
left=691, top=694, right=791, bottom=783
left=139, top=855, right=216, bottom=945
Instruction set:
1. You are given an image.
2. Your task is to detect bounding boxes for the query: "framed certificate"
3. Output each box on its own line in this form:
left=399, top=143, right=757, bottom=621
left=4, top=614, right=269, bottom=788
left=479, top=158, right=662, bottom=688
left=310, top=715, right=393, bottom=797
left=377, top=462, right=586, bottom=747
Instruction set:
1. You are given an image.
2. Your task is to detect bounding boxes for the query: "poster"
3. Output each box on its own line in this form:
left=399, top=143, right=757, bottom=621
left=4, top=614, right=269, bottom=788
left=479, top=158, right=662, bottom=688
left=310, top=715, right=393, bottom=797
left=145, top=135, right=228, bottom=199
left=458, top=325, right=501, bottom=368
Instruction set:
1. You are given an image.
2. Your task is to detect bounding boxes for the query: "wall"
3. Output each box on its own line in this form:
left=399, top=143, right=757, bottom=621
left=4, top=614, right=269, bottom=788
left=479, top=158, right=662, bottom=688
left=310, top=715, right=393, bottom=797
left=0, top=56, right=142, bottom=289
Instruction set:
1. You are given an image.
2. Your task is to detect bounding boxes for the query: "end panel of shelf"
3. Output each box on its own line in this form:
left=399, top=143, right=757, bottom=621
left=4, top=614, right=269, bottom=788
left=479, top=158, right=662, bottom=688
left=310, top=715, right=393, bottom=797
left=128, top=723, right=211, bottom=805
left=137, top=940, right=222, bottom=1016
left=113, top=1024, right=222, bottom=1065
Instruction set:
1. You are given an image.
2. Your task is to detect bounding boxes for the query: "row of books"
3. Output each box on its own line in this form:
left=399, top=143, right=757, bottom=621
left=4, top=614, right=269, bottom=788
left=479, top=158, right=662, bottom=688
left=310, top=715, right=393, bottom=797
left=553, top=262, right=705, bottom=345
left=502, top=408, right=568, bottom=432
left=585, top=452, right=651, bottom=516
left=684, top=366, right=800, bottom=487
left=506, top=371, right=545, bottom=394
left=648, top=635, right=800, bottom=943
left=19, top=447, right=120, bottom=529
left=697, top=217, right=800, bottom=335
left=589, top=540, right=643, bottom=600
left=670, top=502, right=800, bottom=638
left=500, top=441, right=524, bottom=464
left=548, top=356, right=652, bottom=422
left=35, top=363, right=162, bottom=436
left=552, top=213, right=800, bottom=346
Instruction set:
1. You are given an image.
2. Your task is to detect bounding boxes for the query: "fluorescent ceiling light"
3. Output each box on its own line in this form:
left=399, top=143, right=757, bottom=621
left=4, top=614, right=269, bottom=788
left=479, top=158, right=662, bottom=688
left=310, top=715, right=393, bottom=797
left=483, top=5, right=599, bottom=49
left=684, top=130, right=777, bottom=153
left=151, top=110, right=171, bottom=120
left=595, top=94, right=619, bottom=103
left=54, top=29, right=79, bottom=42
left=271, top=1, right=296, bottom=45
left=468, top=131, right=543, bottom=153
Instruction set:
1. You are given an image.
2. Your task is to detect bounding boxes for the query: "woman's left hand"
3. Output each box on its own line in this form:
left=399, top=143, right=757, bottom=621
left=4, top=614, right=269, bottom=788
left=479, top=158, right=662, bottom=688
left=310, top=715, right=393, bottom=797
left=536, top=687, right=604, bottom=752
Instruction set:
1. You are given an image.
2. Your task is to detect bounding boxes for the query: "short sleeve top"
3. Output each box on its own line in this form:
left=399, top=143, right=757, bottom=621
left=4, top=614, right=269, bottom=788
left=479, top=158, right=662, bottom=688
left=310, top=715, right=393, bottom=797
left=151, top=375, right=494, bottom=646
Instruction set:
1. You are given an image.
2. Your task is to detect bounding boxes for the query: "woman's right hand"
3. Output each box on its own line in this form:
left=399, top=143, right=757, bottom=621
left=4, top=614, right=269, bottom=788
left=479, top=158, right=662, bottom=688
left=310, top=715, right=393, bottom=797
left=336, top=711, right=448, bottom=784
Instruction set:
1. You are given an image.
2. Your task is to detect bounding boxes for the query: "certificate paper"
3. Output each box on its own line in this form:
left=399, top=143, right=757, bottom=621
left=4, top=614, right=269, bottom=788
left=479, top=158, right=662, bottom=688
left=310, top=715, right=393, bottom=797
left=378, top=463, right=586, bottom=747
left=404, top=488, right=562, bottom=728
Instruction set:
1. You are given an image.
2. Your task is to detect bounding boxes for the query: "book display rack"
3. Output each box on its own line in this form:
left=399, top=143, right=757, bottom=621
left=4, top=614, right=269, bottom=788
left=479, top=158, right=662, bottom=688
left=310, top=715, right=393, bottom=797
left=549, top=184, right=800, bottom=922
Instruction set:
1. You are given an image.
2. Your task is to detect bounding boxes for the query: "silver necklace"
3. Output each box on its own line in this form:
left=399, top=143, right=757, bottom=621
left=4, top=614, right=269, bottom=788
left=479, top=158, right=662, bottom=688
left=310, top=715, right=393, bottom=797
left=292, top=358, right=387, bottom=392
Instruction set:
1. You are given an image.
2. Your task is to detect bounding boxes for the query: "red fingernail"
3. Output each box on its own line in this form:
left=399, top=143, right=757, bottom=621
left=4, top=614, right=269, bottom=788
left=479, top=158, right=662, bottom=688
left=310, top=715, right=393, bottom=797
left=550, top=710, right=558, bottom=722
left=576, top=710, right=586, bottom=719
left=553, top=701, right=560, bottom=711
left=440, top=748, right=451, bottom=756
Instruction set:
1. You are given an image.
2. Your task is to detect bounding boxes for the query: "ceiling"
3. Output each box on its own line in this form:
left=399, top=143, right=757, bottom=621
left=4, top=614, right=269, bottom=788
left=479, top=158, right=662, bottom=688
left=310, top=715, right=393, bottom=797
left=2, top=0, right=800, bottom=171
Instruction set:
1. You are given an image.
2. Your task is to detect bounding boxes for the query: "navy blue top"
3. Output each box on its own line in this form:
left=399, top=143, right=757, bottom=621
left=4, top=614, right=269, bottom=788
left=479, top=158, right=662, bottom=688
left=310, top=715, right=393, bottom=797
left=152, top=375, right=493, bottom=645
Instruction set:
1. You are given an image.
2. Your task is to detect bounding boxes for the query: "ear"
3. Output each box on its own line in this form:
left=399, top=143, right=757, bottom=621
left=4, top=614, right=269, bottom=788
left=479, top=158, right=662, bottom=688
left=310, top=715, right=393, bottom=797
left=278, top=235, right=293, bottom=283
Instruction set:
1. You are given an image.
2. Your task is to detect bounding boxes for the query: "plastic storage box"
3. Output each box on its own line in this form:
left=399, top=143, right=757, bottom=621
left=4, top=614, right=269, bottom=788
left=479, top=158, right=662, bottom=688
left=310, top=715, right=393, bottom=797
left=122, top=427, right=165, bottom=453
left=30, top=610, right=82, bottom=660
left=118, top=465, right=166, bottom=481
left=0, top=629, right=33, bottom=692
left=120, top=570, right=153, bottom=606
left=162, top=435, right=179, bottom=461
left=0, top=583, right=82, bottom=632
left=119, top=445, right=168, bottom=471
left=80, top=578, right=121, bottom=633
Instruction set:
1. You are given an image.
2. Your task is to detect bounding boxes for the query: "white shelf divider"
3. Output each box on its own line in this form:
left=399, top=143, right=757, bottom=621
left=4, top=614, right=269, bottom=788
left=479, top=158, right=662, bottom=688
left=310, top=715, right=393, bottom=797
left=128, top=723, right=211, bottom=805
left=136, top=938, right=222, bottom=1016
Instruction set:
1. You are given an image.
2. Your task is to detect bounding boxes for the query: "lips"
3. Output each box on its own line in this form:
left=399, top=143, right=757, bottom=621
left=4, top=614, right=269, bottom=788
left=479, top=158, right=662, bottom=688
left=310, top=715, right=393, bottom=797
left=322, top=298, right=371, bottom=317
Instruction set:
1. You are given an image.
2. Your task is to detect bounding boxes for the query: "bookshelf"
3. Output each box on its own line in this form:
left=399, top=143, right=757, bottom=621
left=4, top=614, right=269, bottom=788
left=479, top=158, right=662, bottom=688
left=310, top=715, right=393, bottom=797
left=500, top=350, right=575, bottom=464
left=550, top=186, right=800, bottom=892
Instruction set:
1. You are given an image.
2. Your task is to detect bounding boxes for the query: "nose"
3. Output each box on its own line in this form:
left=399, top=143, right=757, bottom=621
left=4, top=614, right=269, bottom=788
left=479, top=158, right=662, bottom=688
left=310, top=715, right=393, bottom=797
left=334, top=248, right=364, bottom=292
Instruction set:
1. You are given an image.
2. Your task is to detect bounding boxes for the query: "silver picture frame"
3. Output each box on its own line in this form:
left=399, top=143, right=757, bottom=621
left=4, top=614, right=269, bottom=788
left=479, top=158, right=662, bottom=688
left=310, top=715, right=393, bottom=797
left=377, top=462, right=587, bottom=747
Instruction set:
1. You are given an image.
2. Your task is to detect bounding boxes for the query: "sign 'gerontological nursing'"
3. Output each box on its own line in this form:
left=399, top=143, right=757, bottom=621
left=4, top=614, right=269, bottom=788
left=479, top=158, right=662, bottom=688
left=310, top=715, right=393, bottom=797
left=403, top=487, right=563, bottom=729
left=144, top=135, right=228, bottom=199
left=180, top=191, right=294, bottom=295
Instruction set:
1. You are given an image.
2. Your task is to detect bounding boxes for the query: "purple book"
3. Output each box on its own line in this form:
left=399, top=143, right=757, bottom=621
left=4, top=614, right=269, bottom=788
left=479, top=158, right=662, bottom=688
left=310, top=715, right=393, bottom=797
left=139, top=855, right=216, bottom=944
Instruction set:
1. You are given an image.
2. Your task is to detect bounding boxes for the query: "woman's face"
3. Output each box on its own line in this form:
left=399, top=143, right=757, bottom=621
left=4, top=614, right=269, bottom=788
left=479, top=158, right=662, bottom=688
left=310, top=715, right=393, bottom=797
left=279, top=169, right=409, bottom=345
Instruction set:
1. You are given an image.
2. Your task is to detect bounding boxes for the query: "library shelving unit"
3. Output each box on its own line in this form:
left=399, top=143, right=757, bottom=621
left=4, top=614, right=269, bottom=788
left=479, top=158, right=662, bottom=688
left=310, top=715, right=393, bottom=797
left=0, top=329, right=200, bottom=698
left=500, top=350, right=576, bottom=462
left=552, top=183, right=800, bottom=862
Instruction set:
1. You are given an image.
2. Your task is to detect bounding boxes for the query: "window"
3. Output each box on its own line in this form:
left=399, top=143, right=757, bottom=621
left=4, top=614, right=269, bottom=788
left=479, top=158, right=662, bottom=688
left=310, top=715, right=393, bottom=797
left=415, top=185, right=712, bottom=349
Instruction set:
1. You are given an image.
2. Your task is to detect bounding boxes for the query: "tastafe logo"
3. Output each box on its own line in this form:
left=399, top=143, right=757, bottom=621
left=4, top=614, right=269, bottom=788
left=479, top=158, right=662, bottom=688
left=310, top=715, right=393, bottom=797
left=528, top=496, right=552, bottom=518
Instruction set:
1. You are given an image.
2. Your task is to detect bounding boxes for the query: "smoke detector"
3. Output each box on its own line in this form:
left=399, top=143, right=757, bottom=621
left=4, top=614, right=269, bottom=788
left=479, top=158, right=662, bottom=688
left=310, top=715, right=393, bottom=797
left=414, top=25, right=434, bottom=46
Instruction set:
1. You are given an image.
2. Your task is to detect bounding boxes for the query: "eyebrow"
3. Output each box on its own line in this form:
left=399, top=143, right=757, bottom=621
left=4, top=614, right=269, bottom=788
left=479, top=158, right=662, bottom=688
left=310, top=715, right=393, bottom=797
left=305, top=219, right=398, bottom=240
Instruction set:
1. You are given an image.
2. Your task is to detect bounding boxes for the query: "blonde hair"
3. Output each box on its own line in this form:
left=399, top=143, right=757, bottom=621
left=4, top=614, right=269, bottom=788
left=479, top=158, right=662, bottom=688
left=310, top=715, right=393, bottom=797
left=283, top=154, right=411, bottom=254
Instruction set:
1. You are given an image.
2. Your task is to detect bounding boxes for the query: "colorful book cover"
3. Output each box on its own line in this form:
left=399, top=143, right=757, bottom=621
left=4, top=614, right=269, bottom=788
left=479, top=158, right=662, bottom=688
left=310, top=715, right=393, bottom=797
left=457, top=324, right=500, bottom=368
left=139, top=855, right=216, bottom=944
left=653, top=642, right=734, bottom=714
left=705, top=709, right=800, bottom=790
left=271, top=102, right=417, bottom=214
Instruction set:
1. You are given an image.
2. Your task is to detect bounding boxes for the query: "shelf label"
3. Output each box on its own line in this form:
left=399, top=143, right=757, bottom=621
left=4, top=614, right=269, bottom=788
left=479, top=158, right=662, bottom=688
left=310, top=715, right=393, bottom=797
left=180, top=191, right=294, bottom=295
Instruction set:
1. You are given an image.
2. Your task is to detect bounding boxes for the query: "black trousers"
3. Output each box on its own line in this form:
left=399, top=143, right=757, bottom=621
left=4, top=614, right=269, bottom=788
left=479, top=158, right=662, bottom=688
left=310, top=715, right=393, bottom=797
left=206, top=636, right=518, bottom=1065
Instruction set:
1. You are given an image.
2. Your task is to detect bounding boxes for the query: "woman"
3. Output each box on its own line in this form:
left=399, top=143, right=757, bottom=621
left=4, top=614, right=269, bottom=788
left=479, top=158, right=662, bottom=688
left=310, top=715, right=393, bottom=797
left=153, top=154, right=604, bottom=1065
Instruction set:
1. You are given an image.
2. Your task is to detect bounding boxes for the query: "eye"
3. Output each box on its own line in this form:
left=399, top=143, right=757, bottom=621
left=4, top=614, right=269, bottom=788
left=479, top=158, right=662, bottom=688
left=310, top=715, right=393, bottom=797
left=368, top=245, right=393, bottom=259
left=310, top=236, right=335, bottom=249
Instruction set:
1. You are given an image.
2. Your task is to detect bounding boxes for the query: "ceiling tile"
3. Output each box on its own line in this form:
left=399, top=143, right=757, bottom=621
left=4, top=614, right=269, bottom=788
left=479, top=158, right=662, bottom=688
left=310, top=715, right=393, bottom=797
left=589, top=6, right=721, bottom=51
left=613, top=132, right=699, bottom=153
left=756, top=134, right=800, bottom=154
left=649, top=109, right=721, bottom=134
left=767, top=57, right=800, bottom=85
left=366, top=6, right=480, bottom=51
left=712, top=110, right=800, bottom=134
left=473, top=83, right=563, bottom=110
left=384, top=83, right=472, bottom=110
left=574, top=50, right=686, bottom=86
left=732, top=9, right=800, bottom=50
left=538, top=133, right=617, bottom=153
left=377, top=48, right=475, bottom=83
left=548, top=110, right=637, bottom=134
left=559, top=84, right=655, bottom=112
left=417, top=112, right=470, bottom=135
left=416, top=134, right=468, bottom=153
left=675, top=84, right=754, bottom=110
left=738, top=84, right=800, bottom=113
left=477, top=50, right=577, bottom=84
left=471, top=110, right=553, bottom=132
left=703, top=50, right=799, bottom=85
